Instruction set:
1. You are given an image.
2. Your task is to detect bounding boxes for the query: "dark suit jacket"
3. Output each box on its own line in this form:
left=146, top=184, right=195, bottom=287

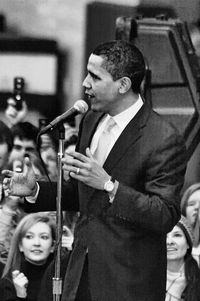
left=25, top=101, right=187, bottom=301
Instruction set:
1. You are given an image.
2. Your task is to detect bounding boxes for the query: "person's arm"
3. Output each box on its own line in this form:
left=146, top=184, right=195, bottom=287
left=23, top=178, right=79, bottom=213
left=5, top=98, right=28, bottom=127
left=107, top=130, right=187, bottom=235
left=0, top=205, right=15, bottom=240
left=2, top=156, right=79, bottom=213
left=0, top=196, right=20, bottom=242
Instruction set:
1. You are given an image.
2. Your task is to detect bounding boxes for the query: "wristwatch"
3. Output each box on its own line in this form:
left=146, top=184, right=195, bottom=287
left=104, top=177, right=115, bottom=193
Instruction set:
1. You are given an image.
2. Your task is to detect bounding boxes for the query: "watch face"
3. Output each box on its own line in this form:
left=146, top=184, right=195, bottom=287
left=104, top=180, right=114, bottom=192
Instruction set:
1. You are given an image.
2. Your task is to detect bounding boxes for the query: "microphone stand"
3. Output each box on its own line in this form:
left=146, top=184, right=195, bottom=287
left=53, top=124, right=65, bottom=301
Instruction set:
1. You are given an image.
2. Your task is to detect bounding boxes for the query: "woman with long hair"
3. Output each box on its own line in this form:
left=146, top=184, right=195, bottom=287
left=0, top=212, right=56, bottom=301
left=181, top=183, right=200, bottom=265
left=166, top=215, right=200, bottom=301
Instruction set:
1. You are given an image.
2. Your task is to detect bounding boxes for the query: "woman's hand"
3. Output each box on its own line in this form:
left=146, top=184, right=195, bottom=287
left=12, top=270, right=28, bottom=298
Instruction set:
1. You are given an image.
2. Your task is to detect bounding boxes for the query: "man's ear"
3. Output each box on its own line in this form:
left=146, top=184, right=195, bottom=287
left=119, top=77, right=132, bottom=94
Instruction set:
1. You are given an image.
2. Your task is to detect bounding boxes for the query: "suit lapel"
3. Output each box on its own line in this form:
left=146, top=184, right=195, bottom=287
left=79, top=101, right=152, bottom=170
left=79, top=111, right=105, bottom=155
left=104, top=100, right=152, bottom=172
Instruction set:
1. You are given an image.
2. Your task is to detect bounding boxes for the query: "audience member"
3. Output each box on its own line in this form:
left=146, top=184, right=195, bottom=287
left=0, top=212, right=56, bottom=301
left=64, top=119, right=78, bottom=142
left=1, top=149, right=48, bottom=265
left=9, top=122, right=38, bottom=167
left=0, top=136, right=49, bottom=276
left=5, top=97, right=28, bottom=128
left=0, top=121, right=13, bottom=172
left=63, top=134, right=79, bottom=249
left=36, top=222, right=74, bottom=301
left=0, top=194, right=25, bottom=275
left=63, top=134, right=78, bottom=182
left=166, top=215, right=200, bottom=301
left=0, top=121, right=13, bottom=204
left=181, top=183, right=200, bottom=265
left=189, top=20, right=200, bottom=64
left=38, top=119, right=58, bottom=181
left=40, top=145, right=58, bottom=182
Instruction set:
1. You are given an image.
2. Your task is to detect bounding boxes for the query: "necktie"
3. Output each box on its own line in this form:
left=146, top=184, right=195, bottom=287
left=93, top=117, right=116, bottom=166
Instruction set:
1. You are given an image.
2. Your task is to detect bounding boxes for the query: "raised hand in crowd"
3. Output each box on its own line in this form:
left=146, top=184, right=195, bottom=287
left=5, top=98, right=28, bottom=127
left=2, top=156, right=37, bottom=197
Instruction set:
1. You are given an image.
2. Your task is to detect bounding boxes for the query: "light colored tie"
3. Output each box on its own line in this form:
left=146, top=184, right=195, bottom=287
left=93, top=117, right=116, bottom=166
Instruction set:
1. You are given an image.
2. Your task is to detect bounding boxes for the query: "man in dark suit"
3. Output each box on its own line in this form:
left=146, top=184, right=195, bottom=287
left=3, top=40, right=187, bottom=301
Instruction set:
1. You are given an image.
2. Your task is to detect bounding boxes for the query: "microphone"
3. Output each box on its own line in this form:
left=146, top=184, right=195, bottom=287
left=39, top=100, right=88, bottom=135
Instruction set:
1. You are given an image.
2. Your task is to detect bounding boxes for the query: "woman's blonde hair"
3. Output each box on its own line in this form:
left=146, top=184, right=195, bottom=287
left=2, top=212, right=56, bottom=278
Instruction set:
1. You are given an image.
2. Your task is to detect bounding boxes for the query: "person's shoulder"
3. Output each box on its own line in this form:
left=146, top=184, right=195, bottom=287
left=149, top=107, right=183, bottom=138
left=144, top=107, right=186, bottom=155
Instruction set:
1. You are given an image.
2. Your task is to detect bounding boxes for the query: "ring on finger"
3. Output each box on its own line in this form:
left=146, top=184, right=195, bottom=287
left=76, top=167, right=80, bottom=175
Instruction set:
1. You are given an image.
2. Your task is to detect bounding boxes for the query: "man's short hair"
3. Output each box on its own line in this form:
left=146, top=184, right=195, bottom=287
left=11, top=122, right=38, bottom=144
left=93, top=40, right=145, bottom=94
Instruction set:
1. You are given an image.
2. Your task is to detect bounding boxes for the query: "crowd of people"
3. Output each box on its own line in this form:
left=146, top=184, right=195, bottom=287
left=0, top=39, right=200, bottom=301
left=0, top=94, right=78, bottom=292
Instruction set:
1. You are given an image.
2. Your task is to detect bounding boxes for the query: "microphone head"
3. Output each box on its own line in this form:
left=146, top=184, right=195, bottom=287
left=73, top=100, right=88, bottom=114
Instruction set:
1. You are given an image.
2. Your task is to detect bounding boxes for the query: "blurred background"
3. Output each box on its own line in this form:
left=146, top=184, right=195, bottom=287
left=0, top=0, right=198, bottom=116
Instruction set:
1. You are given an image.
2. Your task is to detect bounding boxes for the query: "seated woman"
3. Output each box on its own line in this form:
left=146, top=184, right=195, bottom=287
left=181, top=183, right=200, bottom=265
left=0, top=212, right=56, bottom=301
left=166, top=215, right=200, bottom=301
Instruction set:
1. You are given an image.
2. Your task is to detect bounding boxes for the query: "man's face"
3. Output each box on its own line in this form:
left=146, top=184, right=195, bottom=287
left=82, top=54, right=121, bottom=115
left=9, top=136, right=36, bottom=163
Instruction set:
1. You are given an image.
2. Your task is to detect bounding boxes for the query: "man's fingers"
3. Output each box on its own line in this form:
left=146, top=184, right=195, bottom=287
left=23, top=156, right=34, bottom=175
left=1, top=170, right=14, bottom=177
left=86, top=147, right=95, bottom=160
left=24, top=156, right=32, bottom=168
left=70, top=151, right=89, bottom=163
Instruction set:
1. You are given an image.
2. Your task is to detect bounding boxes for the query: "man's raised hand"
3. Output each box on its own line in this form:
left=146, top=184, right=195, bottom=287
left=2, top=156, right=37, bottom=197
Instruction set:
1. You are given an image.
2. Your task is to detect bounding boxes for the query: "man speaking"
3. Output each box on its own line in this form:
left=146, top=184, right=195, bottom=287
left=3, top=40, right=187, bottom=301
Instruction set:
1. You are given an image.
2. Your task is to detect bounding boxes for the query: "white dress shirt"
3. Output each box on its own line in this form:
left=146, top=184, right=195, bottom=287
left=90, top=95, right=143, bottom=160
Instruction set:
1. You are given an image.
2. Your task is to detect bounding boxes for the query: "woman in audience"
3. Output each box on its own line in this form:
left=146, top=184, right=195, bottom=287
left=0, top=151, right=49, bottom=272
left=181, top=183, right=200, bottom=265
left=166, top=215, right=200, bottom=301
left=0, top=212, right=56, bottom=301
